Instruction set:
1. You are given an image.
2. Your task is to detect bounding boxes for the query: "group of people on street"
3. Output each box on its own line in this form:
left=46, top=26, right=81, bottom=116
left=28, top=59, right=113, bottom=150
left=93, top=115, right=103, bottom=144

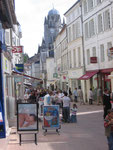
left=23, top=86, right=113, bottom=149
left=23, top=88, right=77, bottom=123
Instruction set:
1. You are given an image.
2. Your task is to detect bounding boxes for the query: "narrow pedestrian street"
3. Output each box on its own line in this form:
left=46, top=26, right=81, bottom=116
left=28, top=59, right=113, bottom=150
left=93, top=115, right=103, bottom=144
left=0, top=103, right=108, bottom=150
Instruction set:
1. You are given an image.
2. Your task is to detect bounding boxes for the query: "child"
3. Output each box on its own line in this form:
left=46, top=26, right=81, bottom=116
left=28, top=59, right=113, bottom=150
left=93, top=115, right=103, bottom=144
left=104, top=109, right=113, bottom=150
left=70, top=104, right=77, bottom=123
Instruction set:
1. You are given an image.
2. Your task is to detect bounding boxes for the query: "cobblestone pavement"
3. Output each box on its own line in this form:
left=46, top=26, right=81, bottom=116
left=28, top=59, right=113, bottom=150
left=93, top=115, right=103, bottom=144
left=0, top=103, right=108, bottom=150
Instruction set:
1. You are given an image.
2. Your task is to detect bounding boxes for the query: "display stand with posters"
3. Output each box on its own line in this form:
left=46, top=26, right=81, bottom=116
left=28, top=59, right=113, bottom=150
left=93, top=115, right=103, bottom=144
left=0, top=101, right=5, bottom=138
left=17, top=103, right=38, bottom=145
left=42, top=105, right=61, bottom=135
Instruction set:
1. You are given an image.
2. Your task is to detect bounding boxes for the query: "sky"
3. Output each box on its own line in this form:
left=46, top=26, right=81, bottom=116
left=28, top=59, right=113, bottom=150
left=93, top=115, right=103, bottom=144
left=15, top=0, right=77, bottom=57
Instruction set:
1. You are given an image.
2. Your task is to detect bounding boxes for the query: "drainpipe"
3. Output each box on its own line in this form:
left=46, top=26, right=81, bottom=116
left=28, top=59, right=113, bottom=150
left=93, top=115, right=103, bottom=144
left=80, top=1, right=87, bottom=102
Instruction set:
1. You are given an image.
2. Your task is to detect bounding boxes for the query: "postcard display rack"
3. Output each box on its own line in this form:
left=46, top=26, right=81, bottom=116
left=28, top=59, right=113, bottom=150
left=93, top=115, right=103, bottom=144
left=42, top=105, right=61, bottom=135
left=0, top=101, right=5, bottom=138
left=17, top=103, right=38, bottom=145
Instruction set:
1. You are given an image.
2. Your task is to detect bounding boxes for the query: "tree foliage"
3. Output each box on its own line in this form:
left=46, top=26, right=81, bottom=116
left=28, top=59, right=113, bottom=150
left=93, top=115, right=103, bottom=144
left=24, top=53, right=29, bottom=63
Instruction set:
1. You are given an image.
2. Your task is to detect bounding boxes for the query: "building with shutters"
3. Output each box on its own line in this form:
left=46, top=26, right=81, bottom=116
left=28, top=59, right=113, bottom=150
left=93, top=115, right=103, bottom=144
left=79, top=0, right=113, bottom=101
left=64, top=0, right=85, bottom=96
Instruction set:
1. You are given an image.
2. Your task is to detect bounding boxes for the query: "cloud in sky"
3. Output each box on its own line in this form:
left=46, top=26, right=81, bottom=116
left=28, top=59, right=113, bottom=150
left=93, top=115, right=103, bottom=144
left=15, top=0, right=77, bottom=57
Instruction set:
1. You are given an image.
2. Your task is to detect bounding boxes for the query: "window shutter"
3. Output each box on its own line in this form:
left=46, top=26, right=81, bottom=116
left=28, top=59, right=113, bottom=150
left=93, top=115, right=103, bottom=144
left=5, top=31, right=10, bottom=45
left=100, top=44, right=105, bottom=62
left=104, top=10, right=110, bottom=30
left=84, top=0, right=87, bottom=14
left=97, top=0, right=101, bottom=5
left=107, top=42, right=112, bottom=61
left=92, top=47, right=96, bottom=57
left=85, top=22, right=88, bottom=39
left=98, top=14, right=103, bottom=33
left=78, top=47, right=81, bottom=67
left=87, top=49, right=90, bottom=65
left=88, top=0, right=93, bottom=11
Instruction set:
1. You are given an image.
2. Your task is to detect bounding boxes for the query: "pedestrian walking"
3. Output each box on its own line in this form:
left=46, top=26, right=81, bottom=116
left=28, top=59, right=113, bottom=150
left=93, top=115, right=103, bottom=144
left=104, top=109, right=113, bottom=150
left=73, top=88, right=78, bottom=102
left=77, top=86, right=84, bottom=105
left=89, top=88, right=94, bottom=105
left=70, top=104, right=77, bottom=123
left=62, top=91, right=71, bottom=123
left=97, top=87, right=103, bottom=105
left=44, top=91, right=53, bottom=106
left=69, top=87, right=73, bottom=102
left=103, top=89, right=111, bottom=119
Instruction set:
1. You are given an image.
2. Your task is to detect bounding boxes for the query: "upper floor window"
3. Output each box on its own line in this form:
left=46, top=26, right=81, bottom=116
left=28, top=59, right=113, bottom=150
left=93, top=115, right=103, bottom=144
left=100, top=44, right=105, bottom=62
left=76, top=21, right=80, bottom=38
left=89, top=19, right=95, bottom=37
left=78, top=47, right=81, bottom=67
left=98, top=14, right=103, bottom=33
left=73, top=49, right=76, bottom=68
left=97, top=0, right=102, bottom=5
left=87, top=49, right=90, bottom=65
left=88, top=0, right=93, bottom=11
left=84, top=0, right=88, bottom=14
left=5, top=31, right=10, bottom=45
left=85, top=22, right=89, bottom=39
left=72, top=24, right=75, bottom=40
left=107, top=42, right=112, bottom=61
left=68, top=27, right=71, bottom=42
left=104, top=10, right=111, bottom=31
left=92, top=47, right=96, bottom=56
left=69, top=51, right=72, bottom=68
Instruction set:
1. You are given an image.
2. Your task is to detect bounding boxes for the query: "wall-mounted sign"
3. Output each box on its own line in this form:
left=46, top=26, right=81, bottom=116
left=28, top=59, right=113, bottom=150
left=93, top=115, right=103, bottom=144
left=53, top=73, right=58, bottom=78
left=12, top=46, right=23, bottom=53
left=90, top=57, right=97, bottom=63
left=0, top=112, right=3, bottom=122
left=15, top=64, right=24, bottom=72
left=5, top=57, right=8, bottom=70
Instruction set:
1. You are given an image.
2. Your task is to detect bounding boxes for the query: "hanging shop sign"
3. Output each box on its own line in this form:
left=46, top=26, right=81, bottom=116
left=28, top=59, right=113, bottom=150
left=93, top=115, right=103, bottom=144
left=12, top=46, right=23, bottom=53
left=15, top=64, right=24, bottom=72
left=53, top=73, right=58, bottom=78
left=90, top=57, right=97, bottom=63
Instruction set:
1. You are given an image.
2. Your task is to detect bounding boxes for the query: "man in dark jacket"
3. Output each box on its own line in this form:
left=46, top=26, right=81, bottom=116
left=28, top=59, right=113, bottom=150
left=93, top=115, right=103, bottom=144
left=103, top=89, right=111, bottom=119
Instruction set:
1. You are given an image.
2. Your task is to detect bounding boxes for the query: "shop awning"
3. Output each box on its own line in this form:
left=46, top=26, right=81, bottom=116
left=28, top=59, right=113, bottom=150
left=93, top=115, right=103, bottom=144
left=100, top=68, right=113, bottom=73
left=12, top=68, right=42, bottom=81
left=78, top=71, right=98, bottom=80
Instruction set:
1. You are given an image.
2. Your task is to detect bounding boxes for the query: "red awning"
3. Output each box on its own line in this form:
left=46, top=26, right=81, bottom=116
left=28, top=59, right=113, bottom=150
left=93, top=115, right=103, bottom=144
left=12, top=71, right=42, bottom=81
left=78, top=71, right=98, bottom=80
left=100, top=68, right=113, bottom=73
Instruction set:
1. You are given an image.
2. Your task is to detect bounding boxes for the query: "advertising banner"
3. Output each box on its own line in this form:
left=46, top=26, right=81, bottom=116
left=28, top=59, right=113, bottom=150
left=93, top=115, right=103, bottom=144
left=43, top=105, right=59, bottom=128
left=0, top=112, right=3, bottom=122
left=15, top=64, right=24, bottom=72
left=12, top=46, right=23, bottom=53
left=17, top=103, right=38, bottom=131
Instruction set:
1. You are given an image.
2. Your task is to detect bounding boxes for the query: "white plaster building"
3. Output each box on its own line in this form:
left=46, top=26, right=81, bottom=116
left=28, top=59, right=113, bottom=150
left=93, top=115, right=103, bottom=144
left=3, top=24, right=22, bottom=135
left=46, top=57, right=55, bottom=89
left=80, top=0, right=113, bottom=100
left=64, top=0, right=85, bottom=96
left=54, top=25, right=68, bottom=91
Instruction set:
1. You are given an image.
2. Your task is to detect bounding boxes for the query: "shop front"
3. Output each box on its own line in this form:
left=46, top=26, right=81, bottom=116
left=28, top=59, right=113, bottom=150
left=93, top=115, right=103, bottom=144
left=68, top=69, right=85, bottom=97
left=78, top=70, right=99, bottom=102
left=100, top=68, right=113, bottom=91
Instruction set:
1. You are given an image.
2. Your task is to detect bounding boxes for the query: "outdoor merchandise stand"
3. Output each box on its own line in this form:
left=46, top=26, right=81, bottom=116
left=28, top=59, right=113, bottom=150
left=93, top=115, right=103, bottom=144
left=0, top=101, right=5, bottom=138
left=42, top=105, right=61, bottom=135
left=17, top=102, right=38, bottom=145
